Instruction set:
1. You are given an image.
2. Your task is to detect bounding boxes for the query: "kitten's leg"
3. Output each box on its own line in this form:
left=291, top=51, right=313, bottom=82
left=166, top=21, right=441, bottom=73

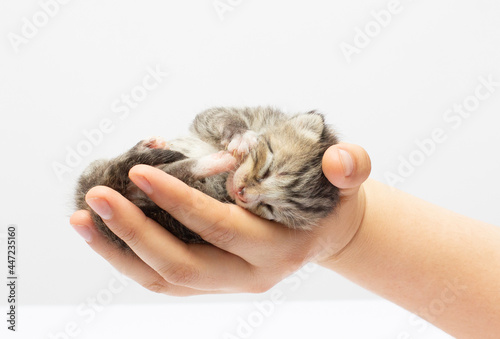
left=158, top=152, right=237, bottom=183
left=130, top=136, right=170, bottom=151
left=192, top=151, right=238, bottom=177
left=142, top=136, right=169, bottom=150
left=127, top=151, right=235, bottom=206
left=190, top=107, right=249, bottom=146
left=190, top=107, right=260, bottom=157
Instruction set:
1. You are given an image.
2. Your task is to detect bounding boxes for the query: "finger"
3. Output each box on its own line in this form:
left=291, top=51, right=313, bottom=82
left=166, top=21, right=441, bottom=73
left=69, top=210, right=212, bottom=296
left=322, top=143, right=371, bottom=196
left=83, top=186, right=258, bottom=291
left=127, top=165, right=300, bottom=263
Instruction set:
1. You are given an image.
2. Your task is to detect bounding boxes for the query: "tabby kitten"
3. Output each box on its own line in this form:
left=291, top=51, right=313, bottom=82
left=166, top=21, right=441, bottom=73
left=75, top=107, right=339, bottom=250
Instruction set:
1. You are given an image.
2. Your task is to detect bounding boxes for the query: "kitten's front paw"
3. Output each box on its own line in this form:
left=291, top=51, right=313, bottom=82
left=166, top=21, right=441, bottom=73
left=141, top=136, right=169, bottom=150
left=226, top=131, right=259, bottom=158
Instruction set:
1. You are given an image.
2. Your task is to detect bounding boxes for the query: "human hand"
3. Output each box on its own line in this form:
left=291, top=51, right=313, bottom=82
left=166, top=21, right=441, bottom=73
left=69, top=143, right=371, bottom=295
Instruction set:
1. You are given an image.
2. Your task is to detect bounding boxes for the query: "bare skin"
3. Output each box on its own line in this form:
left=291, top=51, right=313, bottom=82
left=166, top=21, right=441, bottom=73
left=70, top=143, right=500, bottom=338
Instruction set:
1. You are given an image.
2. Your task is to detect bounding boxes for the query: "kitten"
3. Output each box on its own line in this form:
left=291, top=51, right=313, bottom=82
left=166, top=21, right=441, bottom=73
left=75, top=107, right=339, bottom=250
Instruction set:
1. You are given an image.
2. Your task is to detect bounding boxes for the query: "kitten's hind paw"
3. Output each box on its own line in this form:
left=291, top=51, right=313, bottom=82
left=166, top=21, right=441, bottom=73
left=192, top=151, right=238, bottom=177
left=226, top=131, right=259, bottom=158
left=142, top=136, right=169, bottom=150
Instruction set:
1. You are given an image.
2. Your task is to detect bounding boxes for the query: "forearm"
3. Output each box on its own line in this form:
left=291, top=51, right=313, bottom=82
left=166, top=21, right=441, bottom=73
left=321, top=179, right=500, bottom=338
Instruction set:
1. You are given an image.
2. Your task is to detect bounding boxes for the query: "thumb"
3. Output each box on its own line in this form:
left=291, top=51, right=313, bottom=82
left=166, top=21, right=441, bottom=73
left=322, top=143, right=371, bottom=195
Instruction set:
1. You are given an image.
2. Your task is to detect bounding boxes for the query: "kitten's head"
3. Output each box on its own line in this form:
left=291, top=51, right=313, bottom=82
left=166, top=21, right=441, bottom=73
left=226, top=112, right=339, bottom=229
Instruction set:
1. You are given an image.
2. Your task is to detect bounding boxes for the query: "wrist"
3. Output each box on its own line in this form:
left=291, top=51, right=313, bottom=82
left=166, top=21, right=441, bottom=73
left=311, top=180, right=369, bottom=265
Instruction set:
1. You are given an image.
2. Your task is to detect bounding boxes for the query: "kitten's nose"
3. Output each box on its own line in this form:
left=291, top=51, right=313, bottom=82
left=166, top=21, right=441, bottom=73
left=237, top=187, right=247, bottom=203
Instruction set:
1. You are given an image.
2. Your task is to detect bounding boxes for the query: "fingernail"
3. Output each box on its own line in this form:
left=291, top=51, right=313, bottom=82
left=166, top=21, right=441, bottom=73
left=86, top=198, right=113, bottom=220
left=338, top=149, right=354, bottom=177
left=131, top=174, right=153, bottom=195
left=71, top=224, right=93, bottom=242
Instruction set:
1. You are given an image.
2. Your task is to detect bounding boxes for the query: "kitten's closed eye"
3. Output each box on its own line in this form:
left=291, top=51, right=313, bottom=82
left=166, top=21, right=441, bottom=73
left=250, top=138, right=274, bottom=182
left=257, top=168, right=271, bottom=183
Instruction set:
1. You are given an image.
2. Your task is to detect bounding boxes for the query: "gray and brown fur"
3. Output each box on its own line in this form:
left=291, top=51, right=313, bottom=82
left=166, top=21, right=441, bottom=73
left=75, top=107, right=339, bottom=250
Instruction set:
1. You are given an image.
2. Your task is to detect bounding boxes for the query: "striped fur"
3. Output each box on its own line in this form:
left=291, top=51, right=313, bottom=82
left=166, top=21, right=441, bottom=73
left=75, top=107, right=339, bottom=250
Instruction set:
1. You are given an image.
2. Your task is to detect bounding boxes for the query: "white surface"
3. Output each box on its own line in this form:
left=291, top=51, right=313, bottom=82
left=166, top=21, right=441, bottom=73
left=0, top=0, right=499, bottom=308
left=2, top=300, right=455, bottom=339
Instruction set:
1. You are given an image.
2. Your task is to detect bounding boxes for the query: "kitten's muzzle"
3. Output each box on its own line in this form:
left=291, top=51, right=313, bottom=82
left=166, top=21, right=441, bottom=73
left=236, top=187, right=247, bottom=203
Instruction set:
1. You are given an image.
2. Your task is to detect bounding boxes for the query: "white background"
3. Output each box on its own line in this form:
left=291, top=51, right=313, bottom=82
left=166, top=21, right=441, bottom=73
left=0, top=0, right=499, bottom=338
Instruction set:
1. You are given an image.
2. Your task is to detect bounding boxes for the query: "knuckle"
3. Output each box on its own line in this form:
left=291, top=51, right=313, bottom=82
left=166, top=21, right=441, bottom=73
left=158, top=263, right=200, bottom=286
left=116, top=226, right=141, bottom=248
left=163, top=198, right=186, bottom=218
left=198, top=204, right=236, bottom=246
left=166, top=186, right=199, bottom=218
left=201, top=223, right=236, bottom=246
left=190, top=188, right=210, bottom=213
left=142, top=279, right=168, bottom=294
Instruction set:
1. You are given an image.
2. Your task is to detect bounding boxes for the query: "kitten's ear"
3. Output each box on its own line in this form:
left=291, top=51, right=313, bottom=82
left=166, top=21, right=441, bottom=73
left=289, top=111, right=325, bottom=142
